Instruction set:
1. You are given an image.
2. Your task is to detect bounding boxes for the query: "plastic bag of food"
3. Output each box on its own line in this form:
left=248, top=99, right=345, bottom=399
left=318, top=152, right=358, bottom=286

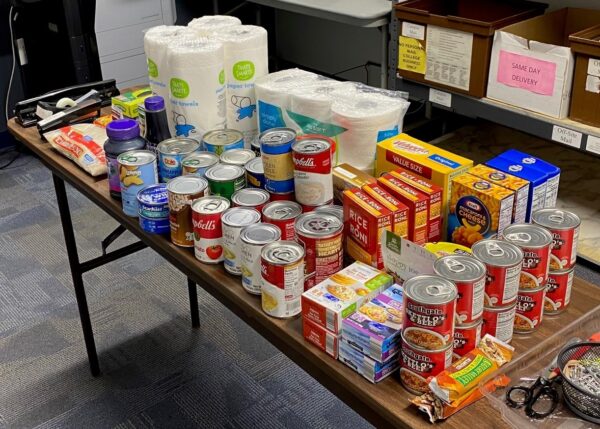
left=44, top=124, right=108, bottom=176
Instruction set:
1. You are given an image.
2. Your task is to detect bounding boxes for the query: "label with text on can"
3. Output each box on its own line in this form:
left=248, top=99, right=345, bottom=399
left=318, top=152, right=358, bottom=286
left=532, top=209, right=580, bottom=271
left=260, top=241, right=305, bottom=318
left=400, top=335, right=453, bottom=395
left=482, top=303, right=516, bottom=344
left=294, top=212, right=343, bottom=291
left=240, top=223, right=282, bottom=295
left=191, top=196, right=230, bottom=264
left=544, top=268, right=574, bottom=315
left=260, top=128, right=296, bottom=183
left=221, top=207, right=261, bottom=275
left=453, top=319, right=482, bottom=361
left=157, top=138, right=200, bottom=182
left=262, top=201, right=302, bottom=240
left=514, top=285, right=546, bottom=333
left=292, top=135, right=333, bottom=206
left=167, top=176, right=208, bottom=247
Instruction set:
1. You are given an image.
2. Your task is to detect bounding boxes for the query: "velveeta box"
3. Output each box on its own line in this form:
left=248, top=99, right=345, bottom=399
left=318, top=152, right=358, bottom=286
left=341, top=284, right=403, bottom=363
left=469, top=164, right=530, bottom=224
left=333, top=163, right=377, bottom=203
left=303, top=318, right=340, bottom=359
left=448, top=174, right=515, bottom=248
left=301, top=262, right=393, bottom=334
left=362, top=183, right=409, bottom=239
left=338, top=339, right=399, bottom=383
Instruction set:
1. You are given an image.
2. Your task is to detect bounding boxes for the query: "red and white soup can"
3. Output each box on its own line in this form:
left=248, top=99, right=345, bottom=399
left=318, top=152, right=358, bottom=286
left=514, top=285, right=546, bottom=333
left=503, top=224, right=553, bottom=290
left=399, top=335, right=453, bottom=395
left=532, top=209, right=580, bottom=271
left=191, top=196, right=230, bottom=264
left=482, top=302, right=517, bottom=344
left=262, top=200, right=302, bottom=241
left=453, top=319, right=482, bottom=361
left=292, top=135, right=334, bottom=207
left=544, top=268, right=574, bottom=315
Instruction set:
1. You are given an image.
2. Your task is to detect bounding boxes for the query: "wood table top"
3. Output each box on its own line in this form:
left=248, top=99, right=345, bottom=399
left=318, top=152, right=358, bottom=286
left=8, top=118, right=600, bottom=429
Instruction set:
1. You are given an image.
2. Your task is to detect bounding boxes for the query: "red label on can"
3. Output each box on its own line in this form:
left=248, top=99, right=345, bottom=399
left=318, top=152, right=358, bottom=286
left=483, top=263, right=520, bottom=306
left=192, top=211, right=224, bottom=263
left=482, top=305, right=516, bottom=344
left=261, top=258, right=284, bottom=288
left=453, top=322, right=482, bottom=360
left=293, top=149, right=331, bottom=174
left=519, top=245, right=551, bottom=289
left=514, top=288, right=545, bottom=332
left=269, top=191, right=295, bottom=202
left=545, top=270, right=573, bottom=314
left=296, top=231, right=343, bottom=291
left=400, top=340, right=452, bottom=394
left=455, top=277, right=485, bottom=324
left=403, top=298, right=455, bottom=349
left=547, top=227, right=579, bottom=271
left=263, top=217, right=296, bottom=241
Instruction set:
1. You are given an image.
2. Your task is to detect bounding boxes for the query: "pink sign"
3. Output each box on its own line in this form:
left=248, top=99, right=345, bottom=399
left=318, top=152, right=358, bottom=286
left=497, top=50, right=556, bottom=96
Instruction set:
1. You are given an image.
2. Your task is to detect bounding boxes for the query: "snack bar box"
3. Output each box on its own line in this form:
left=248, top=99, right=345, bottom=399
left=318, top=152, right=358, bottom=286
left=376, top=134, right=473, bottom=240
left=342, top=284, right=404, bottom=363
left=338, top=339, right=400, bottom=384
left=301, top=262, right=394, bottom=335
left=303, top=317, right=340, bottom=359
left=569, top=24, right=600, bottom=128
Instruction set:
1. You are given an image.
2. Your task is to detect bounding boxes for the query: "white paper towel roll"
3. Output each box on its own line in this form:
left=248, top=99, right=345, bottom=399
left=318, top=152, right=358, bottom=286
left=188, top=15, right=241, bottom=37
left=167, top=37, right=226, bottom=142
left=214, top=25, right=268, bottom=147
left=289, top=78, right=344, bottom=125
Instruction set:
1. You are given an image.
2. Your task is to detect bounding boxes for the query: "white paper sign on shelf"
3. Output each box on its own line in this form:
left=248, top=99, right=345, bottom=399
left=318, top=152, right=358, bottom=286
left=425, top=25, right=473, bottom=91
left=551, top=125, right=582, bottom=149
left=402, top=22, right=425, bottom=40
left=429, top=88, right=452, bottom=107
left=587, top=58, right=600, bottom=77
left=586, top=135, right=600, bottom=155
left=380, top=230, right=436, bottom=283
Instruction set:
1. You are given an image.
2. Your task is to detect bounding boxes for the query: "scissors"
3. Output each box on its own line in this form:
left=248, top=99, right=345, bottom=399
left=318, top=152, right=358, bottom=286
left=506, top=372, right=562, bottom=419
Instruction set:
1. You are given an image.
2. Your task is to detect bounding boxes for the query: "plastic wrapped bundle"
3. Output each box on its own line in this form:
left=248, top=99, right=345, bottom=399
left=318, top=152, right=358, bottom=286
left=289, top=78, right=345, bottom=127
left=188, top=15, right=241, bottom=37
left=167, top=37, right=225, bottom=141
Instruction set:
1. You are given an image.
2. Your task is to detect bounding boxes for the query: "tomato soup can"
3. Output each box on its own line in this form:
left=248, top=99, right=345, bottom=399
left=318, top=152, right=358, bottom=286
left=399, top=335, right=453, bottom=395
left=472, top=239, right=523, bottom=307
left=245, top=157, right=265, bottom=189
left=532, top=209, right=580, bottom=271
left=514, top=285, right=546, bottom=333
left=118, top=150, right=158, bottom=217
left=167, top=176, right=208, bottom=247
left=232, top=188, right=270, bottom=213
left=204, top=164, right=246, bottom=201
left=292, top=135, right=333, bottom=206
left=294, top=212, right=343, bottom=291
left=137, top=184, right=169, bottom=219
left=453, top=319, right=482, bottom=360
left=157, top=138, right=200, bottom=182
left=482, top=302, right=517, bottom=344
left=544, top=268, right=574, bottom=315
left=191, top=196, right=230, bottom=264
left=260, top=128, right=296, bottom=193
left=203, top=129, right=244, bottom=155
left=402, top=275, right=457, bottom=350
left=222, top=207, right=261, bottom=276
left=240, top=223, right=282, bottom=295
left=139, top=215, right=170, bottom=234
left=503, top=224, right=553, bottom=290
left=433, top=255, right=486, bottom=324
left=182, top=151, right=219, bottom=177
left=220, top=148, right=256, bottom=167
left=268, top=190, right=295, bottom=201
left=260, top=241, right=305, bottom=318
left=262, top=201, right=302, bottom=240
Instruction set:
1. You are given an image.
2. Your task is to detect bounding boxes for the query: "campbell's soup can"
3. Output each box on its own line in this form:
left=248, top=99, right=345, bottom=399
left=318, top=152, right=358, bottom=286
left=232, top=188, right=270, bottom=213
left=544, top=268, right=574, bottom=315
left=514, top=285, right=546, bottom=333
left=191, top=196, right=230, bottom=264
left=240, top=223, right=282, bottom=295
left=294, top=212, right=343, bottom=291
left=399, top=335, right=453, bottom=395
left=262, top=201, right=302, bottom=240
left=268, top=190, right=295, bottom=201
left=482, top=302, right=517, bottom=343
left=402, top=275, right=457, bottom=350
left=260, top=241, right=305, bottom=318
left=182, top=151, right=219, bottom=177
left=453, top=319, right=482, bottom=361
left=117, top=150, right=158, bottom=217
left=203, top=129, right=244, bottom=155
left=503, top=224, right=553, bottom=290
left=532, top=209, right=580, bottom=271
left=157, top=138, right=199, bottom=182
left=260, top=128, right=296, bottom=193
left=433, top=255, right=486, bottom=324
left=167, top=176, right=208, bottom=247
left=204, top=164, right=246, bottom=201
left=221, top=207, right=261, bottom=276
left=472, top=239, right=523, bottom=307
left=292, top=135, right=333, bottom=206
left=245, top=157, right=265, bottom=189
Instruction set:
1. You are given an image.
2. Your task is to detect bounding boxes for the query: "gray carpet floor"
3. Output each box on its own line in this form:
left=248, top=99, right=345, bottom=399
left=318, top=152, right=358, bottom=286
left=0, top=152, right=373, bottom=429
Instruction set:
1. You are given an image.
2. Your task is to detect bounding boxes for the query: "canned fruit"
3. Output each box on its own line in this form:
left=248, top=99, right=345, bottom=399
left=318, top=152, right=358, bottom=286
left=514, top=286, right=546, bottom=333
left=292, top=135, right=333, bottom=206
left=221, top=208, right=261, bottom=275
left=182, top=151, right=219, bottom=177
left=157, top=138, right=200, bottom=182
left=503, top=223, right=552, bottom=289
left=532, top=209, right=580, bottom=270
left=203, top=129, right=244, bottom=155
left=262, top=201, right=302, bottom=241
left=362, top=183, right=409, bottom=239
left=205, top=164, right=246, bottom=201
left=220, top=148, right=256, bottom=166
left=544, top=268, right=573, bottom=314
left=400, top=336, right=453, bottom=395
left=240, top=223, right=281, bottom=295
left=453, top=320, right=482, bottom=360
left=482, top=303, right=516, bottom=344
left=191, top=196, right=230, bottom=263
left=118, top=150, right=158, bottom=217
left=137, top=184, right=169, bottom=218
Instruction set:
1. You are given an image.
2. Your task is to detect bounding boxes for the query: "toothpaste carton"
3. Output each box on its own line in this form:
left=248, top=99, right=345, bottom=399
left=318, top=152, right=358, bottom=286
left=342, top=284, right=404, bottom=363
left=303, top=318, right=340, bottom=359
left=362, top=183, right=409, bottom=239
left=301, top=262, right=394, bottom=334
left=338, top=338, right=400, bottom=383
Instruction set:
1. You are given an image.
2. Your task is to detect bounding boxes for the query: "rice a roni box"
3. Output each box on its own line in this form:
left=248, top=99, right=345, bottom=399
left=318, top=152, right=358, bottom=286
left=342, top=284, right=404, bottom=363
left=343, top=188, right=393, bottom=269
left=339, top=339, right=399, bottom=383
left=448, top=174, right=515, bottom=248
left=376, top=134, right=473, bottom=239
left=469, top=164, right=530, bottom=224
left=388, top=169, right=443, bottom=243
left=377, top=173, right=429, bottom=245
left=301, top=262, right=393, bottom=334
left=332, top=163, right=377, bottom=203
left=362, top=183, right=409, bottom=239
left=302, top=317, right=340, bottom=359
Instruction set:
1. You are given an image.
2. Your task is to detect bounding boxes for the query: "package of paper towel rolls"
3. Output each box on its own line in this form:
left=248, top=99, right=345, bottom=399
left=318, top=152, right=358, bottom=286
left=255, top=69, right=410, bottom=172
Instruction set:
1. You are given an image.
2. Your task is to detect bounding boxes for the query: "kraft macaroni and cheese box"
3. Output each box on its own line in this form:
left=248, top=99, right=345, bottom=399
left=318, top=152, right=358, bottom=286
left=303, top=318, right=340, bottom=359
left=341, top=284, right=403, bottom=363
left=338, top=339, right=399, bottom=383
left=469, top=164, right=530, bottom=224
left=376, top=134, right=473, bottom=239
left=498, top=149, right=560, bottom=208
left=486, top=156, right=548, bottom=222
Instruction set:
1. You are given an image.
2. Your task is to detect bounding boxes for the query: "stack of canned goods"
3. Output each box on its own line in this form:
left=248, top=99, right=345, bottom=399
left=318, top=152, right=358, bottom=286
left=117, top=150, right=159, bottom=217
left=399, top=275, right=457, bottom=394
left=292, top=135, right=334, bottom=211
left=259, top=128, right=296, bottom=200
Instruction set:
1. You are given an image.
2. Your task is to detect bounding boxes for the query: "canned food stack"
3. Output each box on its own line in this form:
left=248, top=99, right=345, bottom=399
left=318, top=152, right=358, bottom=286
left=260, top=128, right=296, bottom=200
left=117, top=150, right=159, bottom=217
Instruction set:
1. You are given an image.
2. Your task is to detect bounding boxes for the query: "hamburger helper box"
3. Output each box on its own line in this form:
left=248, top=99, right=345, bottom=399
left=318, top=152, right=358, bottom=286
left=303, top=318, right=340, bottom=359
left=339, top=339, right=399, bottom=383
left=301, top=262, right=394, bottom=335
left=362, top=183, right=409, bottom=239
left=342, top=284, right=404, bottom=363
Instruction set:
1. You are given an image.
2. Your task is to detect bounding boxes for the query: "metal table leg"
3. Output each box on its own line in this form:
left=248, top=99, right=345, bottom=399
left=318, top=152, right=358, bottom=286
left=188, top=278, right=200, bottom=328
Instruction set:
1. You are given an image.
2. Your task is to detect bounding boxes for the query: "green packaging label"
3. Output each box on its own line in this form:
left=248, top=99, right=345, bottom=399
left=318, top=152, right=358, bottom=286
left=148, top=59, right=158, bottom=78
left=170, top=78, right=190, bottom=99
left=219, top=69, right=225, bottom=85
left=233, top=61, right=255, bottom=81
left=451, top=355, right=493, bottom=387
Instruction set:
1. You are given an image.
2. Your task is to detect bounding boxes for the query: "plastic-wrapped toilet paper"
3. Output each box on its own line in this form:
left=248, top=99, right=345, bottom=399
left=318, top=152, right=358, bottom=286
left=289, top=78, right=345, bottom=127
left=188, top=15, right=241, bottom=37
left=214, top=25, right=269, bottom=147
left=167, top=37, right=226, bottom=142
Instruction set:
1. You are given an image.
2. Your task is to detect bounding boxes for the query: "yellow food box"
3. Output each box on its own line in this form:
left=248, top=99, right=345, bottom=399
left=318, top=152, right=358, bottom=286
left=333, top=163, right=377, bottom=203
left=468, top=164, right=530, bottom=224
left=448, top=174, right=514, bottom=248
left=376, top=134, right=473, bottom=239
left=111, top=87, right=153, bottom=120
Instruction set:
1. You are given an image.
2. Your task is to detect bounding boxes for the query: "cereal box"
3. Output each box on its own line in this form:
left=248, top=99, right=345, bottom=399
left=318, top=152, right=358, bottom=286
left=469, top=164, right=530, bottom=224
left=303, top=317, right=340, bottom=359
left=388, top=169, right=443, bottom=243
left=301, top=262, right=393, bottom=334
left=342, top=284, right=404, bottom=363
left=362, top=183, right=409, bottom=239
left=339, top=339, right=400, bottom=383
left=333, top=163, right=376, bottom=203
left=448, top=174, right=514, bottom=247
left=377, top=173, right=429, bottom=245
left=343, top=188, right=393, bottom=269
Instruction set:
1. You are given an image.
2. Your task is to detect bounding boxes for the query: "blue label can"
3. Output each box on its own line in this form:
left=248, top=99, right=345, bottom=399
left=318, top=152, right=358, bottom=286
left=260, top=128, right=295, bottom=192
left=244, top=157, right=265, bottom=189
left=137, top=183, right=169, bottom=218
left=265, top=177, right=295, bottom=193
left=203, top=129, right=244, bottom=155
left=157, top=138, right=200, bottom=182
left=139, top=215, right=170, bottom=234
left=118, top=150, right=158, bottom=217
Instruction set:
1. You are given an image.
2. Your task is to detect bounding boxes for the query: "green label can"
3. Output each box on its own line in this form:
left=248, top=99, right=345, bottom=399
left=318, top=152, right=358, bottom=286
left=205, top=163, right=246, bottom=201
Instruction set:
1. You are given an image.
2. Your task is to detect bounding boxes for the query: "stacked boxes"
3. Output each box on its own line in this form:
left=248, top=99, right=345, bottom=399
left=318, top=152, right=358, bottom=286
left=332, top=163, right=377, bottom=203
left=362, top=183, right=409, bottom=239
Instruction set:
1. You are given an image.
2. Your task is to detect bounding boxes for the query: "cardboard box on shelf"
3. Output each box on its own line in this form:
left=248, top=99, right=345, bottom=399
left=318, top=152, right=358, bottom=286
left=338, top=339, right=400, bottom=383
left=487, top=8, right=600, bottom=119
left=569, top=24, right=600, bottom=127
left=302, top=318, right=340, bottom=359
